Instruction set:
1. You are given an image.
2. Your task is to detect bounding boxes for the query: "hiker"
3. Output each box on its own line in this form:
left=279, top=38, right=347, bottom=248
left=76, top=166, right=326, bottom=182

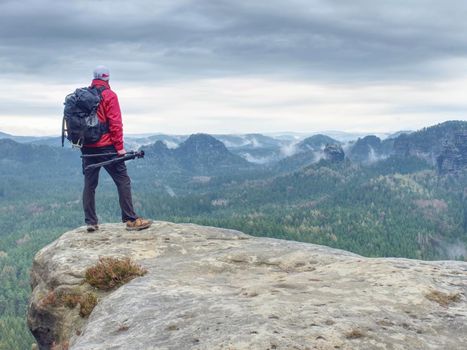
left=80, top=65, right=152, bottom=232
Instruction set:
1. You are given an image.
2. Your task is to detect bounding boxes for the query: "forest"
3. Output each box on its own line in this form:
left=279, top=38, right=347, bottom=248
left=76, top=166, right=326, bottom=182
left=0, top=124, right=466, bottom=349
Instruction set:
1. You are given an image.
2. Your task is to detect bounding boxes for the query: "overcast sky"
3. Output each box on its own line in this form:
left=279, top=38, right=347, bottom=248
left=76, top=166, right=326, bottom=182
left=1, top=0, right=467, bottom=136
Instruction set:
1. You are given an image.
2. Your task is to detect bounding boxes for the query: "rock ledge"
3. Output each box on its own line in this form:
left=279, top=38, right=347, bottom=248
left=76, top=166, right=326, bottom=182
left=28, top=222, right=467, bottom=350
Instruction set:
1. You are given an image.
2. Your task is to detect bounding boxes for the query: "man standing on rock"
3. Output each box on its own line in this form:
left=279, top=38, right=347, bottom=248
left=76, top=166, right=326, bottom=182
left=81, top=65, right=152, bottom=232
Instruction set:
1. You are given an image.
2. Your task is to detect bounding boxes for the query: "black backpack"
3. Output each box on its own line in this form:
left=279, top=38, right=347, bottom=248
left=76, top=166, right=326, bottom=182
left=62, top=86, right=109, bottom=147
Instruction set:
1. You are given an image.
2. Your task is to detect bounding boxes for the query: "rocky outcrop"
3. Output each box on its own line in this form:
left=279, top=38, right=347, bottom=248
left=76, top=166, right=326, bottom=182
left=393, top=120, right=467, bottom=166
left=437, top=131, right=467, bottom=174
left=324, top=144, right=345, bottom=162
left=144, top=134, right=253, bottom=174
left=28, top=222, right=467, bottom=350
left=347, top=135, right=394, bottom=163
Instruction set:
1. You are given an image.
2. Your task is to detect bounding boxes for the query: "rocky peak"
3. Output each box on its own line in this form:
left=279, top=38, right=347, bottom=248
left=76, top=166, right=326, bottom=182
left=173, top=134, right=249, bottom=172
left=178, top=133, right=228, bottom=153
left=143, top=134, right=251, bottom=174
left=437, top=131, right=467, bottom=174
left=148, top=140, right=169, bottom=151
left=347, top=135, right=395, bottom=163
left=143, top=140, right=170, bottom=159
left=393, top=120, right=467, bottom=164
left=348, top=135, right=382, bottom=162
left=324, top=144, right=345, bottom=162
left=297, top=134, right=339, bottom=152
left=28, top=222, right=467, bottom=350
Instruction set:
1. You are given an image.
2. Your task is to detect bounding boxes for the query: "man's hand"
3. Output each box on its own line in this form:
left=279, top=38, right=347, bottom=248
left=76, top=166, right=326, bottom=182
left=117, top=148, right=126, bottom=157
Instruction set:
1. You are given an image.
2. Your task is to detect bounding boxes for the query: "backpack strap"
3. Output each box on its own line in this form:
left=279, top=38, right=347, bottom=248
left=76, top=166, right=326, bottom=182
left=95, top=86, right=107, bottom=95
left=91, top=86, right=110, bottom=135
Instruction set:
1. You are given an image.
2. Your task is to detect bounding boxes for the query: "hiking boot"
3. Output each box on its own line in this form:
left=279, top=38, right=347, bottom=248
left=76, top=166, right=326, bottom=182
left=126, top=218, right=152, bottom=231
left=87, top=224, right=99, bottom=232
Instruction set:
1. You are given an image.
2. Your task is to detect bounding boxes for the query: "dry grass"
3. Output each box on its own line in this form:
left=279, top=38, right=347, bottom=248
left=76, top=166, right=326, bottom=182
left=39, top=290, right=57, bottom=307
left=345, top=328, right=365, bottom=339
left=39, top=289, right=98, bottom=318
left=60, top=291, right=98, bottom=317
left=61, top=293, right=81, bottom=309
left=79, top=292, right=98, bottom=317
left=425, top=289, right=461, bottom=307
left=85, top=256, right=147, bottom=290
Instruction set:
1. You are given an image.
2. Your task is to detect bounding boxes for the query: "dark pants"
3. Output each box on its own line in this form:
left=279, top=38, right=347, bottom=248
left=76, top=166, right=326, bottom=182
left=81, top=145, right=138, bottom=225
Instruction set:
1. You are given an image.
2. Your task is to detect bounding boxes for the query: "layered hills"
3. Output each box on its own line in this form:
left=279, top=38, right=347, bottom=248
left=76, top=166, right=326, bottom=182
left=1, top=120, right=467, bottom=348
left=2, top=120, right=466, bottom=173
left=144, top=133, right=252, bottom=174
left=1, top=121, right=466, bottom=259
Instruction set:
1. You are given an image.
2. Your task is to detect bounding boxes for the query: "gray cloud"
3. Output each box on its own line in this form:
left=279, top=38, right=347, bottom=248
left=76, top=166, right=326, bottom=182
left=2, top=0, right=467, bottom=83
left=2, top=0, right=467, bottom=136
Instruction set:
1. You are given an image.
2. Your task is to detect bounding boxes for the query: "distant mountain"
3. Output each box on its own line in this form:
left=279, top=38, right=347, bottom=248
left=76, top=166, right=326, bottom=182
left=144, top=133, right=253, bottom=174
left=0, top=139, right=80, bottom=177
left=3, top=121, right=466, bottom=171
left=262, top=132, right=309, bottom=141
left=394, top=120, right=467, bottom=166
left=0, top=139, right=59, bottom=163
left=344, top=121, right=467, bottom=166
left=270, top=134, right=341, bottom=172
left=6, top=132, right=187, bottom=150
left=315, top=131, right=391, bottom=142
left=324, top=144, right=345, bottom=162
left=125, top=134, right=186, bottom=151
left=58, top=132, right=288, bottom=164
left=264, top=131, right=391, bottom=142
left=347, top=135, right=394, bottom=163
left=437, top=130, right=467, bottom=174
left=0, top=131, right=47, bottom=143
left=275, top=121, right=467, bottom=170
left=175, top=134, right=250, bottom=171
left=215, top=134, right=285, bottom=164
left=386, top=130, right=413, bottom=139
left=28, top=137, right=64, bottom=147
left=297, top=134, right=340, bottom=152
left=216, top=133, right=281, bottom=149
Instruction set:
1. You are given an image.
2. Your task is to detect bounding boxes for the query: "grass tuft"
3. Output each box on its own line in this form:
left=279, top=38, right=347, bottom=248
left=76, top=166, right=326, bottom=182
left=425, top=289, right=461, bottom=307
left=61, top=293, right=81, bottom=309
left=79, top=292, right=98, bottom=317
left=84, top=256, right=147, bottom=290
left=60, top=291, right=98, bottom=317
left=39, top=289, right=98, bottom=318
left=39, top=290, right=57, bottom=307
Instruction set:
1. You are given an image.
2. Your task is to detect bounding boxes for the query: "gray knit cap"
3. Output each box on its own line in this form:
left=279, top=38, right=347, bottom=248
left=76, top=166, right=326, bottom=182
left=93, top=65, right=110, bottom=81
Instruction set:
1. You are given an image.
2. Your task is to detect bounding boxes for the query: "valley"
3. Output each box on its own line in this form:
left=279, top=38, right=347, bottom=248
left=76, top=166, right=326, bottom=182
left=0, top=120, right=466, bottom=348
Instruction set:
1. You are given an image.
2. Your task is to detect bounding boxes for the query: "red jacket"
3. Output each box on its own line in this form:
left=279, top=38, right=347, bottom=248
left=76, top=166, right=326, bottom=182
left=84, top=79, right=124, bottom=151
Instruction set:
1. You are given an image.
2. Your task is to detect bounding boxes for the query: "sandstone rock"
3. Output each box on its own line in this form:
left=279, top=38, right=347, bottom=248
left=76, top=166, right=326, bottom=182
left=393, top=121, right=467, bottom=168
left=323, top=144, right=345, bottom=163
left=437, top=131, right=467, bottom=174
left=28, top=222, right=467, bottom=350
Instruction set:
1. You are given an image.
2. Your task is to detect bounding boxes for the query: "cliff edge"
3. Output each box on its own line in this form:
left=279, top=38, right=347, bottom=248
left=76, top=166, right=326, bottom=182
left=28, top=222, right=467, bottom=350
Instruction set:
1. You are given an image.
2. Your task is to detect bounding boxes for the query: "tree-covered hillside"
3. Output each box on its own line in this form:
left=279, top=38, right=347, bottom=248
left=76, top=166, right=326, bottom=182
left=0, top=121, right=466, bottom=348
